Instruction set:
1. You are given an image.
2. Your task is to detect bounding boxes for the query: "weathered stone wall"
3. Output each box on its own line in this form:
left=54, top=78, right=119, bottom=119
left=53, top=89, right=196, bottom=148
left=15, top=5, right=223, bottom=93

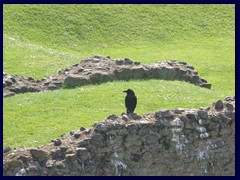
left=3, top=97, right=235, bottom=176
left=3, top=56, right=211, bottom=97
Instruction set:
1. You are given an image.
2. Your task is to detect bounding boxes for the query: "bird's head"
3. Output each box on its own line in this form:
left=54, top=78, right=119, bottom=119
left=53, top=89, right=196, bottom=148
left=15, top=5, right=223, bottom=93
left=123, top=89, right=135, bottom=95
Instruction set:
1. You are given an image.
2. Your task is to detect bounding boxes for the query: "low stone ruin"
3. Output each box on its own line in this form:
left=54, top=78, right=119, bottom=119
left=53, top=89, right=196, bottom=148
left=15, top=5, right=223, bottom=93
left=3, top=56, right=211, bottom=97
left=3, top=97, right=235, bottom=176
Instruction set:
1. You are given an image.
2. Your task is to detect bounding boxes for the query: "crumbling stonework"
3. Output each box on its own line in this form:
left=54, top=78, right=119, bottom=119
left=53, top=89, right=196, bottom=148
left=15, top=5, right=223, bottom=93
left=3, top=97, right=235, bottom=176
left=3, top=56, right=211, bottom=97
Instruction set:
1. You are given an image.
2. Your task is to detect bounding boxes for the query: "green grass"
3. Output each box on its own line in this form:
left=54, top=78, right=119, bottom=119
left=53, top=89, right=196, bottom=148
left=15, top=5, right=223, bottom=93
left=3, top=80, right=228, bottom=147
left=3, top=4, right=235, bottom=78
left=3, top=4, right=235, bottom=148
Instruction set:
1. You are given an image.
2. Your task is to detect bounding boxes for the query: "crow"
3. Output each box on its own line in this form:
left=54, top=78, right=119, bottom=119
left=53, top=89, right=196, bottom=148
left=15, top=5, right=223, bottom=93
left=123, top=89, right=137, bottom=114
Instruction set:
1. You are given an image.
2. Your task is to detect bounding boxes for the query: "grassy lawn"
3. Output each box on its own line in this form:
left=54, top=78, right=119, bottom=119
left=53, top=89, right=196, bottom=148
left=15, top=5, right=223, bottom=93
left=3, top=4, right=235, bottom=148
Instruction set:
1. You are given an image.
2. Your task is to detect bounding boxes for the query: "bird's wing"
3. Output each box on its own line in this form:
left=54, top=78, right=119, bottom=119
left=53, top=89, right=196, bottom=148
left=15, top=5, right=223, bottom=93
left=125, top=95, right=137, bottom=108
left=133, top=96, right=137, bottom=109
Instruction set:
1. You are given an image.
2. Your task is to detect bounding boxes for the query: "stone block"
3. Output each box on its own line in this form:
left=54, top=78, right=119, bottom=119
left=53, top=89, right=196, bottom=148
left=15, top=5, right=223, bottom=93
left=64, top=75, right=89, bottom=87
left=76, top=148, right=91, bottom=161
left=214, top=100, right=224, bottom=111
left=198, top=110, right=208, bottom=119
left=145, top=134, right=158, bottom=145
left=186, top=113, right=197, bottom=121
left=155, top=109, right=174, bottom=119
left=89, top=72, right=112, bottom=84
left=225, top=103, right=234, bottom=111
left=30, top=149, right=48, bottom=161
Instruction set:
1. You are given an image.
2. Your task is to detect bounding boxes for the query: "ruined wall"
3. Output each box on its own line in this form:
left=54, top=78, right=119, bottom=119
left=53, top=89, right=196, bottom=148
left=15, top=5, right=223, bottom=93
left=3, top=56, right=211, bottom=97
left=3, top=97, right=235, bottom=176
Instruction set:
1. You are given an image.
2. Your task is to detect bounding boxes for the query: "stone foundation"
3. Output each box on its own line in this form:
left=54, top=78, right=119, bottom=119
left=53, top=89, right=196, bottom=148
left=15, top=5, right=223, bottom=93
left=3, top=97, right=235, bottom=176
left=3, top=56, right=211, bottom=97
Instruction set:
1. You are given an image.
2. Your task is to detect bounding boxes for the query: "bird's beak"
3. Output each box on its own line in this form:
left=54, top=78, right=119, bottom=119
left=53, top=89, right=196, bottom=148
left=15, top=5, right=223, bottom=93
left=123, top=90, right=127, bottom=93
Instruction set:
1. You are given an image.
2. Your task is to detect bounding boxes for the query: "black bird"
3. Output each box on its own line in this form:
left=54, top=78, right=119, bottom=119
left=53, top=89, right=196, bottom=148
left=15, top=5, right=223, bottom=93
left=123, top=89, right=137, bottom=114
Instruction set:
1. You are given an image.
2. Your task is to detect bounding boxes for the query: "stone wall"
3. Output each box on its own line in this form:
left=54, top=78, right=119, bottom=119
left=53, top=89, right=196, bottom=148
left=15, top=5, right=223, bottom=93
left=3, top=56, right=211, bottom=97
left=3, top=97, right=235, bottom=176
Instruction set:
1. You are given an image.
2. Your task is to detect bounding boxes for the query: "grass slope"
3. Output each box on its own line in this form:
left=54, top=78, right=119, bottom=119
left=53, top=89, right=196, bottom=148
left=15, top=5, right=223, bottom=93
left=4, top=80, right=225, bottom=147
left=3, top=4, right=234, bottom=78
left=3, top=4, right=235, bottom=148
